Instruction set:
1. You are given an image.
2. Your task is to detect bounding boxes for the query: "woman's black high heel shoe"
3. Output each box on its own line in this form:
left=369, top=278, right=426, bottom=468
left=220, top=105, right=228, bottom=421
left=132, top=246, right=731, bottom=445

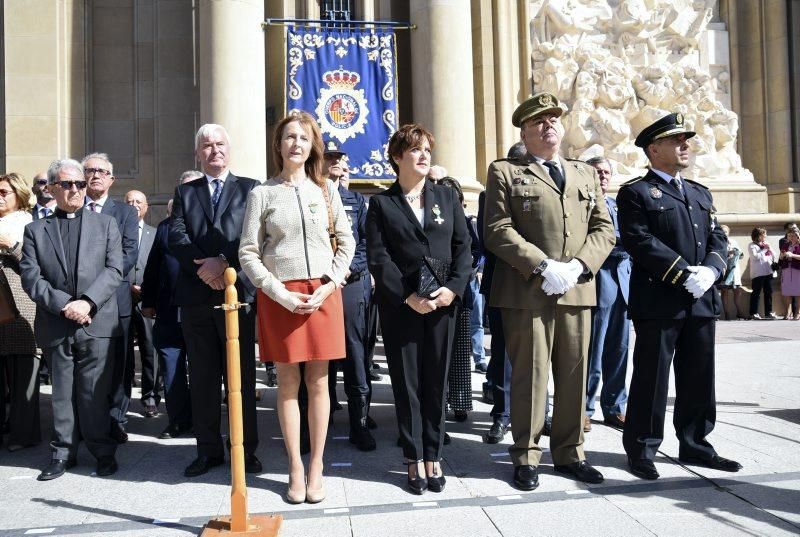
left=406, top=460, right=428, bottom=495
left=426, top=461, right=446, bottom=493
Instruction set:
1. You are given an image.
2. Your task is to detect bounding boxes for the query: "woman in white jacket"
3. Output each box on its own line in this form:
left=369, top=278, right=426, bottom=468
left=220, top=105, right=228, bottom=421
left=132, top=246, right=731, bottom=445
left=748, top=227, right=776, bottom=319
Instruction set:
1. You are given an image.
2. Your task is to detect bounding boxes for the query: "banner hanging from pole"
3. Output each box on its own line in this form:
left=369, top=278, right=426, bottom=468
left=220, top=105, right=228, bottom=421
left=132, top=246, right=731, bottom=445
left=286, top=27, right=398, bottom=182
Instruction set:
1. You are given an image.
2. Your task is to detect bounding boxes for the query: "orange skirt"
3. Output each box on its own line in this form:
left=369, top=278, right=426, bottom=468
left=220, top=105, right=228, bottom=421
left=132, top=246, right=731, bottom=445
left=256, top=279, right=345, bottom=363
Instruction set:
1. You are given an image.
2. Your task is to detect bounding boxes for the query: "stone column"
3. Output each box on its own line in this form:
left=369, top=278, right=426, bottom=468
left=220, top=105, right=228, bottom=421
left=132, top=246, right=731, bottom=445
left=198, top=0, right=266, bottom=180
left=409, top=0, right=482, bottom=209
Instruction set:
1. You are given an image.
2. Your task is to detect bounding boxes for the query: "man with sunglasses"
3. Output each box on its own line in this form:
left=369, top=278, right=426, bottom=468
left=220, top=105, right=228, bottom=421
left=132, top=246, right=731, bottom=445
left=31, top=172, right=56, bottom=220
left=20, top=159, right=123, bottom=480
left=82, top=153, right=139, bottom=445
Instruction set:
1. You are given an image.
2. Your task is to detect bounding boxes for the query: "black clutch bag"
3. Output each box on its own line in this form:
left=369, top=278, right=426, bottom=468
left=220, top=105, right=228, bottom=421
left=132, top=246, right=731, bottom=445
left=417, top=256, right=451, bottom=299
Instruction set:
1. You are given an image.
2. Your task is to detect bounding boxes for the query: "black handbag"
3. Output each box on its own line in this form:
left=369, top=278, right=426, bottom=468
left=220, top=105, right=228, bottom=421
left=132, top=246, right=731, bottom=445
left=417, top=256, right=451, bottom=299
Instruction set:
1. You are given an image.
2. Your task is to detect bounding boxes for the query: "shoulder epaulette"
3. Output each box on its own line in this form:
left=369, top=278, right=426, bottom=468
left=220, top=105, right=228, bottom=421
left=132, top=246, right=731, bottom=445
left=622, top=176, right=645, bottom=185
left=684, top=178, right=709, bottom=190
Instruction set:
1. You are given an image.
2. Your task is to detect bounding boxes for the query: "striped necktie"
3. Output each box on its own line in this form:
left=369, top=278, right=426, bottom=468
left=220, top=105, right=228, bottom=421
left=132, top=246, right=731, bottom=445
left=211, top=179, right=223, bottom=210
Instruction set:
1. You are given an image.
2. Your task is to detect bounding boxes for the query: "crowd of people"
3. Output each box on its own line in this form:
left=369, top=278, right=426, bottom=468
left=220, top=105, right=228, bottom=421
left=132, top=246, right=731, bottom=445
left=6, top=91, right=793, bottom=503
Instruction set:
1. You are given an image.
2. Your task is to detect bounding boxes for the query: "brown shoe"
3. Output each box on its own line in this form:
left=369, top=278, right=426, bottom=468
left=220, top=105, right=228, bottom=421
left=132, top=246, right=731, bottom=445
left=604, top=414, right=625, bottom=429
left=583, top=416, right=592, bottom=432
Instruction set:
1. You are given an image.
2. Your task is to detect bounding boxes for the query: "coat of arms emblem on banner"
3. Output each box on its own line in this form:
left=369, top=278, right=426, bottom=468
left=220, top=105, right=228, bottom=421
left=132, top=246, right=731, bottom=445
left=315, top=67, right=370, bottom=145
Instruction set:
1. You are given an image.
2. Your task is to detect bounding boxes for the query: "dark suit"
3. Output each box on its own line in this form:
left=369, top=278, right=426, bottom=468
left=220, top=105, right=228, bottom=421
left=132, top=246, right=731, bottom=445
left=88, top=197, right=139, bottom=427
left=142, top=218, right=191, bottom=429
left=366, top=180, right=471, bottom=461
left=169, top=173, right=259, bottom=458
left=20, top=210, right=123, bottom=461
left=585, top=196, right=631, bottom=420
left=617, top=170, right=727, bottom=462
left=127, top=222, right=159, bottom=406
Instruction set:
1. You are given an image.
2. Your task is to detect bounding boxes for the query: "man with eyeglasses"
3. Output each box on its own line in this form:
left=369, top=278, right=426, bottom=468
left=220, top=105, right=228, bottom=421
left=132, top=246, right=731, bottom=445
left=20, top=159, right=123, bottom=480
left=484, top=92, right=615, bottom=490
left=82, top=153, right=139, bottom=445
left=31, top=172, right=56, bottom=220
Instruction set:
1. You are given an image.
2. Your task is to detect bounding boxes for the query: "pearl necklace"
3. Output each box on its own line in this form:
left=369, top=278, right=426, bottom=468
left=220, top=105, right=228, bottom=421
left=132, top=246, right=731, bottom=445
left=404, top=187, right=424, bottom=203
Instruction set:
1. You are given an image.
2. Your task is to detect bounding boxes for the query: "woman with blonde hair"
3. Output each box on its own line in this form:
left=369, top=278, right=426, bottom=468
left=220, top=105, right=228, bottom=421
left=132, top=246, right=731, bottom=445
left=239, top=110, right=354, bottom=504
left=0, top=173, right=41, bottom=450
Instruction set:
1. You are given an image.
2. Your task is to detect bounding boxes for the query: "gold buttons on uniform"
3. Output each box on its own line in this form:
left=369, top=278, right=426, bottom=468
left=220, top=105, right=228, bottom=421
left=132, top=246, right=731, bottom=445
left=694, top=223, right=698, bottom=228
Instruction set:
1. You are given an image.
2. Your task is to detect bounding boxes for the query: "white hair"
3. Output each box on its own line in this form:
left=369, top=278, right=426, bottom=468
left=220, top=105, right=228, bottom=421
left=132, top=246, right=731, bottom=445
left=81, top=152, right=114, bottom=175
left=47, top=159, right=84, bottom=184
left=179, top=170, right=204, bottom=184
left=194, top=124, right=231, bottom=150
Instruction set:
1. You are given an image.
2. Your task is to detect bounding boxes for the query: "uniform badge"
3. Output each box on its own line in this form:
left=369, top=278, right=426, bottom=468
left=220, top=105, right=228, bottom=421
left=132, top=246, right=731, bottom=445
left=432, top=204, right=444, bottom=225
left=649, top=187, right=662, bottom=199
left=513, top=178, right=522, bottom=185
left=588, top=191, right=597, bottom=211
left=523, top=199, right=532, bottom=212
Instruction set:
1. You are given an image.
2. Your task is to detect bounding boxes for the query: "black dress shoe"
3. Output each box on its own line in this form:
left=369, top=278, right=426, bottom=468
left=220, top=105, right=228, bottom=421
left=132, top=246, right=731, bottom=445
left=96, top=456, right=118, bottom=477
left=406, top=461, right=428, bottom=495
left=110, top=422, right=128, bottom=444
left=159, top=423, right=191, bottom=439
left=184, top=455, right=225, bottom=477
left=369, top=371, right=382, bottom=382
left=426, top=464, right=446, bottom=493
left=485, top=420, right=508, bottom=444
left=143, top=403, right=159, bottom=418
left=679, top=454, right=742, bottom=472
left=37, top=458, right=77, bottom=481
left=628, top=457, right=659, bottom=480
left=513, top=465, right=539, bottom=491
left=554, top=461, right=604, bottom=484
left=244, top=454, right=262, bottom=474
left=454, top=410, right=468, bottom=422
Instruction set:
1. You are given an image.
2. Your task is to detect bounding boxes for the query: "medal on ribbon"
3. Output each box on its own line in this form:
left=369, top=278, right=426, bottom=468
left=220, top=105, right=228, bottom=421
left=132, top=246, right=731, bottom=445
left=432, top=204, right=444, bottom=225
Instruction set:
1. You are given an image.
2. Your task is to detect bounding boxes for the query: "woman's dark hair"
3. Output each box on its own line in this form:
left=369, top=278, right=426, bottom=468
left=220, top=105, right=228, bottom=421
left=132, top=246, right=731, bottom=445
left=751, top=227, right=767, bottom=242
left=435, top=176, right=464, bottom=204
left=387, top=124, right=435, bottom=175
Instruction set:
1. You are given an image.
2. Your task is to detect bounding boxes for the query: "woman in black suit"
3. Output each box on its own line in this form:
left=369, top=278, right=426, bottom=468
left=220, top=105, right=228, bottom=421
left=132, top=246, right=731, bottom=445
left=366, top=124, right=471, bottom=494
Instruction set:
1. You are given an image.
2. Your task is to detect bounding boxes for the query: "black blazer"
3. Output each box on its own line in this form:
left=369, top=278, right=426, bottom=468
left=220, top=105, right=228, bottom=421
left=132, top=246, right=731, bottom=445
left=98, top=198, right=140, bottom=317
left=617, top=170, right=727, bottom=320
left=168, top=173, right=259, bottom=306
left=366, top=180, right=472, bottom=309
left=141, top=218, right=180, bottom=324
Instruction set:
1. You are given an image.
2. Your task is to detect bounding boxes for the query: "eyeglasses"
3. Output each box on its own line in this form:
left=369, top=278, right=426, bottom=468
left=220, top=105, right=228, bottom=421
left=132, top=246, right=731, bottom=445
left=34, top=179, right=48, bottom=186
left=84, top=167, right=112, bottom=177
left=0, top=189, right=16, bottom=198
left=55, top=180, right=88, bottom=190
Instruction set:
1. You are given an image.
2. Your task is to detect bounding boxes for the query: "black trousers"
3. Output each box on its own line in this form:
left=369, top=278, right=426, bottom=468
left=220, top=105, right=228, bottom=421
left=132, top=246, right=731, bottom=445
left=108, top=316, right=131, bottom=425
left=340, top=275, right=370, bottom=399
left=750, top=275, right=773, bottom=315
left=623, top=317, right=717, bottom=461
left=127, top=304, right=159, bottom=404
left=0, top=354, right=41, bottom=447
left=485, top=306, right=512, bottom=425
left=380, top=303, right=455, bottom=461
left=181, top=303, right=258, bottom=458
left=45, top=332, right=116, bottom=461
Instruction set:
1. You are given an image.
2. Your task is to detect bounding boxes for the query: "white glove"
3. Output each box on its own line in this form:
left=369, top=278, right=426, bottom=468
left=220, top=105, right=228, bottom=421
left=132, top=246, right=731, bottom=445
left=683, top=265, right=716, bottom=299
left=566, top=259, right=585, bottom=282
left=541, top=259, right=580, bottom=295
left=541, top=278, right=564, bottom=296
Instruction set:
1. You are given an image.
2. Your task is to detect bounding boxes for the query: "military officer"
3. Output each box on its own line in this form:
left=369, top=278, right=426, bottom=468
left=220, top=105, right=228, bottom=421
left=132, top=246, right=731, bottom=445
left=617, top=113, right=742, bottom=480
left=484, top=92, right=615, bottom=490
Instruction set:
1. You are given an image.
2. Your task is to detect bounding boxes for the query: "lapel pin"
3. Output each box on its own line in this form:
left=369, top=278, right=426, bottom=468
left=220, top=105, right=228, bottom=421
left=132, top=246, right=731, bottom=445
left=432, top=204, right=444, bottom=225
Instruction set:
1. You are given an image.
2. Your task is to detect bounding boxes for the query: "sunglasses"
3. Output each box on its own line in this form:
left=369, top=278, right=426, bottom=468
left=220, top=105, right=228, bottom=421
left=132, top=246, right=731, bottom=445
left=0, top=188, right=16, bottom=198
left=34, top=179, right=48, bottom=186
left=55, top=180, right=88, bottom=190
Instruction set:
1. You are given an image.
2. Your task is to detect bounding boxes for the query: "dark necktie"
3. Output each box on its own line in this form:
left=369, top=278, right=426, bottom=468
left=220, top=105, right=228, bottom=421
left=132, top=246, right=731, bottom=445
left=672, top=177, right=685, bottom=200
left=543, top=160, right=565, bottom=192
left=211, top=179, right=223, bottom=214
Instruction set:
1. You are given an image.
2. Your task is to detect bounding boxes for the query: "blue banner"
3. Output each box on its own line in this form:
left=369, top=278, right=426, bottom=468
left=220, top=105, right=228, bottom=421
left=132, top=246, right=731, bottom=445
left=286, top=27, right=398, bottom=181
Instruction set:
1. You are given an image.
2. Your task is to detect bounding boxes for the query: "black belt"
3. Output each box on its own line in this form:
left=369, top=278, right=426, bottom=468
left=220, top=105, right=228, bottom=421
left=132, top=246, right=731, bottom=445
left=345, top=271, right=367, bottom=285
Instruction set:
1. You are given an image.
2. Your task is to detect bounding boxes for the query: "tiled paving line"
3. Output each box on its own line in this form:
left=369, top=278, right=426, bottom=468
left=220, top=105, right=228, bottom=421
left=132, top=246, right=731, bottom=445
left=3, top=470, right=799, bottom=537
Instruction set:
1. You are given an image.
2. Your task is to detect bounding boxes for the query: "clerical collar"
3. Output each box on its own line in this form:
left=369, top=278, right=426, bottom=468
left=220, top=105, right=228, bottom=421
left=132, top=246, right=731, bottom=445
left=55, top=208, right=82, bottom=219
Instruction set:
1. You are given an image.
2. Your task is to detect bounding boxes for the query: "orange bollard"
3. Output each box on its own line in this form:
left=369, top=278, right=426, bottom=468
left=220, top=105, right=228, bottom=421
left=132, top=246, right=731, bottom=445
left=202, top=268, right=282, bottom=536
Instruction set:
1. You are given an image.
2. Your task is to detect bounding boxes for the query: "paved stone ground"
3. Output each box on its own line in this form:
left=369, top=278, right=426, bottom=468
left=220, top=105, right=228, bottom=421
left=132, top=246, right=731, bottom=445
left=1, top=319, right=799, bottom=536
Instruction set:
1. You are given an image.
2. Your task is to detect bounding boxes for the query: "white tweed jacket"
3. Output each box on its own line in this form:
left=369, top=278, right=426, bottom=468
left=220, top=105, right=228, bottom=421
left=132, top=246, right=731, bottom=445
left=238, top=177, right=355, bottom=311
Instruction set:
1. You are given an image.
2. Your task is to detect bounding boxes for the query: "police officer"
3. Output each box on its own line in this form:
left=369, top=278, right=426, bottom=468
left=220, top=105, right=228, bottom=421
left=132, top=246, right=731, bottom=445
left=324, top=141, right=375, bottom=451
left=484, top=93, right=615, bottom=490
left=617, top=113, right=742, bottom=480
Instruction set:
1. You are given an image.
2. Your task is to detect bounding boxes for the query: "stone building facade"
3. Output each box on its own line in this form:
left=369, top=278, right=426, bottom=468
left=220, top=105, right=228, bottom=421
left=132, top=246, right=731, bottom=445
left=2, top=1, right=799, bottom=309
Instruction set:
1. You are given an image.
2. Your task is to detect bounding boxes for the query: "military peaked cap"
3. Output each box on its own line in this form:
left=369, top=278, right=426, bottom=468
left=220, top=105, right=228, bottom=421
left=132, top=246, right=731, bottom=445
left=634, top=112, right=696, bottom=148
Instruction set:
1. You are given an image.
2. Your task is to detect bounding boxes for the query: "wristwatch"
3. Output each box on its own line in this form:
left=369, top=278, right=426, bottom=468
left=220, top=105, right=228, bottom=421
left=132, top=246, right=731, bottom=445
left=532, top=259, right=548, bottom=276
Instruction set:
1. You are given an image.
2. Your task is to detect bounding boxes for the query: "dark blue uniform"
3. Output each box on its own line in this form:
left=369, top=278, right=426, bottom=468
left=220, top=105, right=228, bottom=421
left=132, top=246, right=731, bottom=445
left=617, top=170, right=727, bottom=462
